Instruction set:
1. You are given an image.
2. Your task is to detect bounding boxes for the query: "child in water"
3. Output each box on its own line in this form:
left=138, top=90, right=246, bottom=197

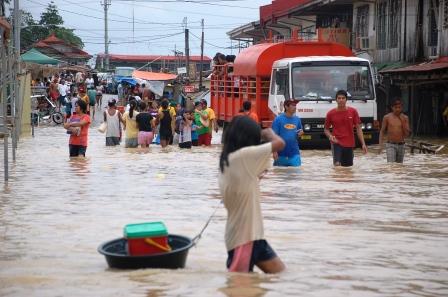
left=219, top=115, right=286, bottom=273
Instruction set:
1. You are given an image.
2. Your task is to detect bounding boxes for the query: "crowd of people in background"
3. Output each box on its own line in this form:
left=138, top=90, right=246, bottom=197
left=101, top=97, right=218, bottom=150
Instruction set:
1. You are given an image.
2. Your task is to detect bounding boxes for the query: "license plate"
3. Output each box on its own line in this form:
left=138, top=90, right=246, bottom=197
left=363, top=134, right=372, bottom=139
left=301, top=135, right=311, bottom=140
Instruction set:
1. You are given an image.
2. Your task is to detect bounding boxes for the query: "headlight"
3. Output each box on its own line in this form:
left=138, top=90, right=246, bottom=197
left=366, top=123, right=373, bottom=130
left=361, top=123, right=366, bottom=130
left=304, top=124, right=311, bottom=131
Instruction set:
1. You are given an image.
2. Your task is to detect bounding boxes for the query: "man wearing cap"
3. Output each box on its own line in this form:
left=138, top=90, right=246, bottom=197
left=201, top=99, right=218, bottom=146
left=378, top=99, right=410, bottom=163
left=324, top=89, right=367, bottom=167
left=271, top=99, right=304, bottom=166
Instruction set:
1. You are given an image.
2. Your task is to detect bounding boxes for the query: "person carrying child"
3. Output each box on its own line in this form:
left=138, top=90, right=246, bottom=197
left=219, top=115, right=286, bottom=273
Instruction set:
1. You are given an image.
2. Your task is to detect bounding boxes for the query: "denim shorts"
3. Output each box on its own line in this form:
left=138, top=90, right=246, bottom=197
left=226, top=239, right=277, bottom=272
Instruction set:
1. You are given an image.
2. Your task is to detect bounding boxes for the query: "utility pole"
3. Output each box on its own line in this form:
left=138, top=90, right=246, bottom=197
left=12, top=0, right=20, bottom=162
left=199, top=19, right=204, bottom=89
left=183, top=17, right=190, bottom=79
left=102, top=0, right=111, bottom=71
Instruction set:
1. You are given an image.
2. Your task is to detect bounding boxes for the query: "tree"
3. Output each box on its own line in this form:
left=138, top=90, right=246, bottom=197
left=38, top=1, right=62, bottom=31
left=20, top=10, right=40, bottom=50
left=19, top=1, right=84, bottom=51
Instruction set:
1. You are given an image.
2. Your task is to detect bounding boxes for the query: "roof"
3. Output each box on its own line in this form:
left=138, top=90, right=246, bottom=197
left=260, top=0, right=316, bottom=24
left=132, top=70, right=178, bottom=81
left=41, top=33, right=64, bottom=44
left=21, top=48, right=59, bottom=65
left=380, top=58, right=448, bottom=73
left=32, top=34, right=91, bottom=59
left=98, top=53, right=211, bottom=63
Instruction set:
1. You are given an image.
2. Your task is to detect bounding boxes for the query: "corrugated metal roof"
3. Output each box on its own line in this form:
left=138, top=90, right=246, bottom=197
left=380, top=58, right=448, bottom=73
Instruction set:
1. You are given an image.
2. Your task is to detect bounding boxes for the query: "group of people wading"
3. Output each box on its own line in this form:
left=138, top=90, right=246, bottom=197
left=63, top=87, right=411, bottom=274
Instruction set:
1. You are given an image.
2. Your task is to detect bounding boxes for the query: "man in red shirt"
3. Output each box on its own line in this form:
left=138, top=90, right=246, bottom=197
left=324, top=89, right=367, bottom=166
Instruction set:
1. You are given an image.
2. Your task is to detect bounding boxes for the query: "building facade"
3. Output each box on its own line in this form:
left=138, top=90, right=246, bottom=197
left=228, top=0, right=448, bottom=136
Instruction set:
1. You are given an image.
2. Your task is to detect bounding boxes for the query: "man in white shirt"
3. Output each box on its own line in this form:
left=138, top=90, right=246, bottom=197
left=85, top=75, right=94, bottom=90
left=57, top=80, right=68, bottom=108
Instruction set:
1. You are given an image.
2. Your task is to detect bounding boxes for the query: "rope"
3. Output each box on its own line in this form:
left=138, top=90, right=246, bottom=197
left=192, top=200, right=222, bottom=246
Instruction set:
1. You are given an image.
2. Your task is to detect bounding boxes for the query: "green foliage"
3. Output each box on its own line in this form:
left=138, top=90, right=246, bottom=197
left=53, top=27, right=84, bottom=48
left=39, top=1, right=63, bottom=29
left=20, top=1, right=84, bottom=51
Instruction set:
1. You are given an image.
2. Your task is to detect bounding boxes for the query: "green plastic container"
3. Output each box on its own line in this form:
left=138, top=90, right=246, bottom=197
left=124, top=221, right=168, bottom=239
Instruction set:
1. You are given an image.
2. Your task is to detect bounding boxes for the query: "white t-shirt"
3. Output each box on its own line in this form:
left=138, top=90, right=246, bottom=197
left=58, top=84, right=68, bottom=96
left=85, top=78, right=94, bottom=89
left=219, top=142, right=272, bottom=251
left=180, top=121, right=192, bottom=143
left=71, top=97, right=78, bottom=114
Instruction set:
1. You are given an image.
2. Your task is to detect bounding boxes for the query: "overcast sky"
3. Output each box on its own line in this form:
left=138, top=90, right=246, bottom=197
left=15, top=0, right=269, bottom=59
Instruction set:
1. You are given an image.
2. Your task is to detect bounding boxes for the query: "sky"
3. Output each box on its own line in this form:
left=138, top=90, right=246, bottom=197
left=14, top=0, right=269, bottom=59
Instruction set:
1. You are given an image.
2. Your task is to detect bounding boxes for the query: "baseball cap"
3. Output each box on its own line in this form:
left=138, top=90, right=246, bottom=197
left=284, top=99, right=299, bottom=106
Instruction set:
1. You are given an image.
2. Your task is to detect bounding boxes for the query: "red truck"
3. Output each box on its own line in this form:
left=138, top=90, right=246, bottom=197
left=210, top=41, right=379, bottom=147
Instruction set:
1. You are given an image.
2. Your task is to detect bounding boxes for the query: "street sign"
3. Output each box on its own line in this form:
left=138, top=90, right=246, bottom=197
left=183, top=85, right=195, bottom=93
left=177, top=67, right=187, bottom=74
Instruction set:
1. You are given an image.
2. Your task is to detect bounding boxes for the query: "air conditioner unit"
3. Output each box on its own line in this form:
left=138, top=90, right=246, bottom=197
left=358, top=36, right=375, bottom=50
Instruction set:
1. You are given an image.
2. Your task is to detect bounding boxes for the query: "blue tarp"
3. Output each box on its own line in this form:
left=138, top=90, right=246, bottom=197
left=117, top=77, right=137, bottom=86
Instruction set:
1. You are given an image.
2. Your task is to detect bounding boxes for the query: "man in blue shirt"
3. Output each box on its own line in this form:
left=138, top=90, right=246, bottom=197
left=272, top=99, right=304, bottom=166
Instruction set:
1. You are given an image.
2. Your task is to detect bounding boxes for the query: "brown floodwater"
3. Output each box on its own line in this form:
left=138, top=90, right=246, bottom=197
left=1, top=95, right=448, bottom=297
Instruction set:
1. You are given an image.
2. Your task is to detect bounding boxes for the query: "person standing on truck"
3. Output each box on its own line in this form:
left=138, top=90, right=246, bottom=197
left=378, top=99, right=410, bottom=163
left=272, top=99, right=304, bottom=167
left=219, top=116, right=286, bottom=273
left=324, top=89, right=368, bottom=167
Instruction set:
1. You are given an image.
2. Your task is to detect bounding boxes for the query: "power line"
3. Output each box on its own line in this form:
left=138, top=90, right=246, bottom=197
left=115, top=0, right=258, bottom=9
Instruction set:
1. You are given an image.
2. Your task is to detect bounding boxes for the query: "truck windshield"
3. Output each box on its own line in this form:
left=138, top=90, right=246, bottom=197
left=291, top=61, right=373, bottom=100
left=115, top=68, right=134, bottom=77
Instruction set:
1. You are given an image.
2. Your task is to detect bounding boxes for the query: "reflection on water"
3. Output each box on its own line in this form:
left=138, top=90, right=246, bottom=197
left=0, top=96, right=448, bottom=296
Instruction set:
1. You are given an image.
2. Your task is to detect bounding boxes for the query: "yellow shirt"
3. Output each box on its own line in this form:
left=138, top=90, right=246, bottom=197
left=158, top=106, right=176, bottom=118
left=205, top=107, right=216, bottom=133
left=122, top=111, right=139, bottom=138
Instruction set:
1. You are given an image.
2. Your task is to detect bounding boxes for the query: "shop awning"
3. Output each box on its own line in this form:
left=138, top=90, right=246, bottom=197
left=132, top=70, right=177, bottom=81
left=379, top=58, right=448, bottom=73
left=21, top=48, right=59, bottom=65
left=374, top=61, right=409, bottom=72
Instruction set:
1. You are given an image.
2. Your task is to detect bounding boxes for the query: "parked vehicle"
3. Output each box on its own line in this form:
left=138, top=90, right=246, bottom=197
left=210, top=41, right=379, bottom=147
left=112, top=67, right=136, bottom=93
left=31, top=94, right=64, bottom=125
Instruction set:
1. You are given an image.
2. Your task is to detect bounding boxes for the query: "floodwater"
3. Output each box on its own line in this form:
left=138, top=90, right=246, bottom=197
left=1, top=95, right=448, bottom=297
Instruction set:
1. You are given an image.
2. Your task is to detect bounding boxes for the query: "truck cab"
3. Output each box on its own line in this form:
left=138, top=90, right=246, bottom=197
left=269, top=56, right=379, bottom=147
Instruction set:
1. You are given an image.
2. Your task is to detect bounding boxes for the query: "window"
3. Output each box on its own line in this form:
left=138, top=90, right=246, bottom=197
left=270, top=68, right=289, bottom=98
left=389, top=0, right=401, bottom=48
left=355, top=5, right=369, bottom=38
left=376, top=1, right=387, bottom=49
left=428, top=0, right=440, bottom=46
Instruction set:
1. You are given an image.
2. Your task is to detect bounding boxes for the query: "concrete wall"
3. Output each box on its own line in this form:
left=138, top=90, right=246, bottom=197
left=20, top=73, right=32, bottom=136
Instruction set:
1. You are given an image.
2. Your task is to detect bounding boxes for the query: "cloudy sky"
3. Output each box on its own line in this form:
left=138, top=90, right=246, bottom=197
left=16, top=0, right=269, bottom=59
